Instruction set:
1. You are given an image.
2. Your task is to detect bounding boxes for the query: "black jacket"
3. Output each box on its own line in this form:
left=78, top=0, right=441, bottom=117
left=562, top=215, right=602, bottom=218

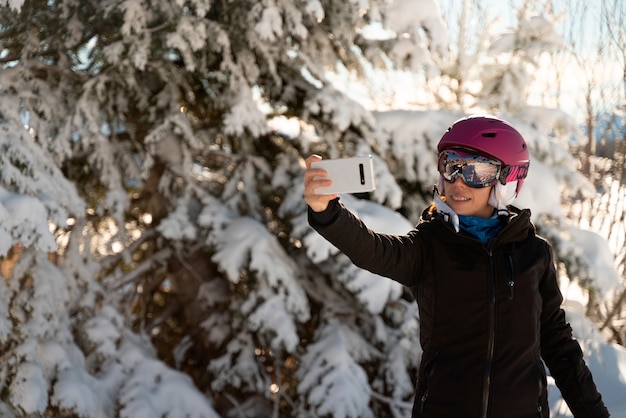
left=308, top=199, right=609, bottom=418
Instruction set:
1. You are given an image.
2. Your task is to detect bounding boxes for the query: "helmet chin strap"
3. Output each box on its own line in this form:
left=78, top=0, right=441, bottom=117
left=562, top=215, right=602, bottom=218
left=488, top=181, right=517, bottom=216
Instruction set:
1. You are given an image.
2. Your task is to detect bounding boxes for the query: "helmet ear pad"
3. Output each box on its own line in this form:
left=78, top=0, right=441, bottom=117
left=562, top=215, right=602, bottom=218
left=437, top=175, right=445, bottom=195
left=488, top=181, right=518, bottom=214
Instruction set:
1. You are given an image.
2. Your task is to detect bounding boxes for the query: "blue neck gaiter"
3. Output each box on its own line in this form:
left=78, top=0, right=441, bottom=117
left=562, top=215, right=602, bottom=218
left=458, top=213, right=505, bottom=244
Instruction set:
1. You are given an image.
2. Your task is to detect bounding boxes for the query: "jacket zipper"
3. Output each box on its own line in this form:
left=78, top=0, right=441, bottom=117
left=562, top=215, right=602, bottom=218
left=481, top=249, right=497, bottom=418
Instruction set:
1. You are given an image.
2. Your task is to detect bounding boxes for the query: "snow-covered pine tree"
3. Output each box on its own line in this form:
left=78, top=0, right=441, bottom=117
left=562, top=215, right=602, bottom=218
left=0, top=0, right=448, bottom=416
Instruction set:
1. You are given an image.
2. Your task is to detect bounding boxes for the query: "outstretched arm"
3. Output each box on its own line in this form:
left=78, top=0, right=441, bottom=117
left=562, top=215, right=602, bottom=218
left=303, top=155, right=422, bottom=287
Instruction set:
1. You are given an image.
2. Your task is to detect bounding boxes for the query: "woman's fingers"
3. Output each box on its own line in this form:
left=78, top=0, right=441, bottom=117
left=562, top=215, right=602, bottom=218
left=303, top=155, right=338, bottom=212
left=305, top=154, right=322, bottom=169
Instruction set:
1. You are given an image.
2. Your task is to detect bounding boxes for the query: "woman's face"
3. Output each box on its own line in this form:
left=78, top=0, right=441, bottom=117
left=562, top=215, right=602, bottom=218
left=443, top=177, right=494, bottom=217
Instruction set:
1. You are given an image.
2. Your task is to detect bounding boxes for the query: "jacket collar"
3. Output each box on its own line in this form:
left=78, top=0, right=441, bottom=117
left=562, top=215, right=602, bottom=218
left=421, top=201, right=533, bottom=245
left=433, top=188, right=460, bottom=232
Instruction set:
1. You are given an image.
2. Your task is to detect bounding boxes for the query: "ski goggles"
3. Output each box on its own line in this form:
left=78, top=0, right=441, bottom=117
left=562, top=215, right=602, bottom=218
left=437, top=149, right=502, bottom=188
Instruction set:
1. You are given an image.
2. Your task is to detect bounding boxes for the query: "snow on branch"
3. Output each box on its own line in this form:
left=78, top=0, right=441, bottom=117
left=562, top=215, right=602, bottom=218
left=297, top=321, right=374, bottom=418
left=80, top=307, right=221, bottom=418
left=0, top=0, right=23, bottom=11
left=254, top=3, right=284, bottom=42
left=245, top=293, right=301, bottom=352
left=212, top=216, right=310, bottom=322
left=0, top=189, right=56, bottom=255
left=157, top=198, right=198, bottom=241
left=223, top=83, right=269, bottom=137
left=7, top=362, right=48, bottom=415
left=305, top=86, right=376, bottom=134
left=0, top=122, right=84, bottom=233
left=118, top=357, right=219, bottom=418
left=208, top=332, right=266, bottom=393
left=167, top=17, right=209, bottom=72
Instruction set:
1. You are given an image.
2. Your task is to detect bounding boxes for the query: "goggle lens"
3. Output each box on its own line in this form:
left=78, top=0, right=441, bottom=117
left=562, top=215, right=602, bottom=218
left=437, top=149, right=501, bottom=188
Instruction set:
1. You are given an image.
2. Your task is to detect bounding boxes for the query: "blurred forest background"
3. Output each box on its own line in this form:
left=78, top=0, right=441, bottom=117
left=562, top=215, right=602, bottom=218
left=0, top=0, right=624, bottom=417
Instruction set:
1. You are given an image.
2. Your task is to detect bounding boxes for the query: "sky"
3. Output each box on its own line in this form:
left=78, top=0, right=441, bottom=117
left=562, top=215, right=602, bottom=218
left=433, top=0, right=623, bottom=121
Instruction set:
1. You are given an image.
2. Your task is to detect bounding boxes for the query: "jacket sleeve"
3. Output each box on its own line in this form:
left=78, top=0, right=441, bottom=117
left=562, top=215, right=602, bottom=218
left=539, top=241, right=610, bottom=418
left=307, top=199, right=423, bottom=287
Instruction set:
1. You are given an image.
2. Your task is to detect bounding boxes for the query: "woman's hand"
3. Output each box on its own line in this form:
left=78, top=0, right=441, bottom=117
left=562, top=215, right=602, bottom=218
left=303, top=154, right=339, bottom=212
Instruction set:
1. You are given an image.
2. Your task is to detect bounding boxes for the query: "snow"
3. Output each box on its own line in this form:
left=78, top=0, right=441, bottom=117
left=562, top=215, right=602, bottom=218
left=303, top=0, right=324, bottom=23
left=8, top=362, right=48, bottom=414
left=0, top=0, right=23, bottom=11
left=1, top=0, right=624, bottom=416
left=254, top=5, right=284, bottom=42
left=306, top=86, right=376, bottom=133
left=208, top=333, right=266, bottom=393
left=382, top=0, right=447, bottom=57
left=117, top=357, right=219, bottom=418
left=0, top=189, right=56, bottom=254
left=223, top=85, right=269, bottom=137
left=298, top=323, right=374, bottom=418
left=515, top=157, right=563, bottom=218
left=212, top=216, right=311, bottom=349
left=167, top=18, right=208, bottom=71
left=158, top=198, right=198, bottom=240
left=563, top=227, right=622, bottom=298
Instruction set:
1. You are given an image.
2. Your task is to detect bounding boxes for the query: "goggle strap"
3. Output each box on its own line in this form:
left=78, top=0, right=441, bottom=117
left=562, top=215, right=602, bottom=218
left=500, top=163, right=529, bottom=185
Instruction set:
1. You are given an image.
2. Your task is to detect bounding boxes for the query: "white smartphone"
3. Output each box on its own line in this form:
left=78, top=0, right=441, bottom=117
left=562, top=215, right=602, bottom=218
left=311, top=155, right=376, bottom=195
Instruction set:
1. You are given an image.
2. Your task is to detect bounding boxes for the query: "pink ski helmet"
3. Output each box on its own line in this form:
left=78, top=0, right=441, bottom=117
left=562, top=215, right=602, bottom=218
left=437, top=115, right=530, bottom=195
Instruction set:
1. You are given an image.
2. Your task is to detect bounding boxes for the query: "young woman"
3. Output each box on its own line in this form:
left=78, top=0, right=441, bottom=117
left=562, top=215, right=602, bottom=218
left=303, top=116, right=609, bottom=418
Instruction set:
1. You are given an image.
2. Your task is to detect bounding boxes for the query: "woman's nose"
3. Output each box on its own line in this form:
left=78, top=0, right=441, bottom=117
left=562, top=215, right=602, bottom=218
left=447, top=176, right=468, bottom=187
